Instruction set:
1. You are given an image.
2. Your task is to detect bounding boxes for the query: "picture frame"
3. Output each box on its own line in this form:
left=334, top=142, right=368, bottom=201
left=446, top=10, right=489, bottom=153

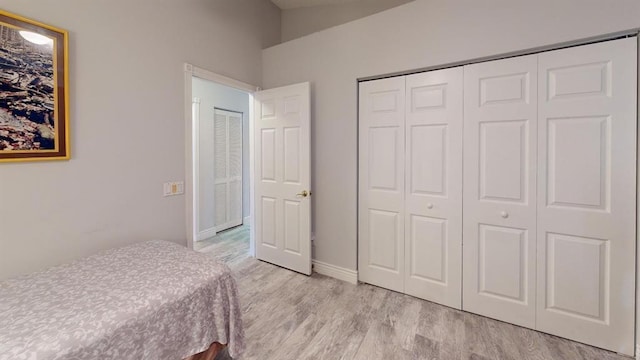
left=0, top=10, right=69, bottom=162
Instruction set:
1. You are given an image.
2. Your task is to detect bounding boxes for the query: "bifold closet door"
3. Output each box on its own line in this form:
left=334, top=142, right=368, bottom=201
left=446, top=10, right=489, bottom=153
left=536, top=38, right=637, bottom=355
left=214, top=108, right=243, bottom=232
left=404, top=68, right=463, bottom=308
left=462, top=55, right=538, bottom=328
left=358, top=77, right=406, bottom=292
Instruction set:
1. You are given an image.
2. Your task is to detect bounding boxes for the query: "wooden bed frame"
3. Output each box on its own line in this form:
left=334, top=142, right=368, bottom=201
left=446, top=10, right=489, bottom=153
left=184, top=342, right=226, bottom=360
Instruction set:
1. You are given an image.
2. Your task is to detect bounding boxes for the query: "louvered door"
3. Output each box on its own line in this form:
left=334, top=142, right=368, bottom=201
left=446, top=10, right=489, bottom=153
left=214, top=108, right=243, bottom=232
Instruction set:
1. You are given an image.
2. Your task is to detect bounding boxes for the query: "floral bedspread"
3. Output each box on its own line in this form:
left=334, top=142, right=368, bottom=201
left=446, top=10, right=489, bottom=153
left=0, top=240, right=244, bottom=360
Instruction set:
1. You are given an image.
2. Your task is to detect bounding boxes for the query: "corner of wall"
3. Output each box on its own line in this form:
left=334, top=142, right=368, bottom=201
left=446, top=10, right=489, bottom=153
left=312, top=259, right=358, bottom=284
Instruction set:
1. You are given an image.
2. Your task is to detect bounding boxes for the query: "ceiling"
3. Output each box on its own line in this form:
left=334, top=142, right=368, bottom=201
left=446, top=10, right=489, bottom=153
left=271, top=0, right=363, bottom=10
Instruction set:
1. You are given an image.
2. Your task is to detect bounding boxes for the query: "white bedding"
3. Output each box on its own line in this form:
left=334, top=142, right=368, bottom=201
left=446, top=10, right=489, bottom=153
left=0, top=240, right=244, bottom=360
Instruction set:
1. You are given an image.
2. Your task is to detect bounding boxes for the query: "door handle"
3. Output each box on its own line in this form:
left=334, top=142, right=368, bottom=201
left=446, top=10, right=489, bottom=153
left=296, top=190, right=311, bottom=197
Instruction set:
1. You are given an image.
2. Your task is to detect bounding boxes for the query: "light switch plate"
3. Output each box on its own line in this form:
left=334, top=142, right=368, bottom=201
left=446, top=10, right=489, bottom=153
left=163, top=181, right=184, bottom=197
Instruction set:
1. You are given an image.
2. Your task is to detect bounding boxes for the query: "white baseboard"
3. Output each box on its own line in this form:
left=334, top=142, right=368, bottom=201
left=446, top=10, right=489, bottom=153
left=635, top=344, right=640, bottom=360
left=197, top=228, right=217, bottom=241
left=243, top=216, right=251, bottom=225
left=312, top=260, right=358, bottom=285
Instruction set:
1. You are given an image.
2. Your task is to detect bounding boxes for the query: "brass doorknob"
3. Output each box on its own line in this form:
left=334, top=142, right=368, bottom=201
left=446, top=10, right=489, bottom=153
left=296, top=190, right=311, bottom=197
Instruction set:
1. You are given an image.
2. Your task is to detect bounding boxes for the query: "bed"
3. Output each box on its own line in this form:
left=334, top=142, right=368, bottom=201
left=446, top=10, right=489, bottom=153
left=0, top=240, right=244, bottom=360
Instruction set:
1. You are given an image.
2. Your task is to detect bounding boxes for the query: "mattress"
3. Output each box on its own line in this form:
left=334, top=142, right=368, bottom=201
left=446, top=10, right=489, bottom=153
left=0, top=240, right=244, bottom=360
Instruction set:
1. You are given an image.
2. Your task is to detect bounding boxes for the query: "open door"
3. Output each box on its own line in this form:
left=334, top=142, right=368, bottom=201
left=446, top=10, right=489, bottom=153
left=254, top=82, right=311, bottom=275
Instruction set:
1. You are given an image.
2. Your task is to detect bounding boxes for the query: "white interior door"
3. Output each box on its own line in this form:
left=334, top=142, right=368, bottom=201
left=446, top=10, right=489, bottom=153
left=214, top=108, right=243, bottom=232
left=536, top=38, right=637, bottom=355
left=404, top=68, right=463, bottom=308
left=254, top=82, right=311, bottom=275
left=463, top=55, right=538, bottom=328
left=358, top=77, right=406, bottom=292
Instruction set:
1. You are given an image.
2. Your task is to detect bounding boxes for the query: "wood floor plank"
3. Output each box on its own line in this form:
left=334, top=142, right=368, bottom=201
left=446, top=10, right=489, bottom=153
left=411, top=334, right=440, bottom=360
left=244, top=275, right=341, bottom=359
left=268, top=313, right=327, bottom=360
left=415, top=299, right=447, bottom=342
left=499, top=322, right=553, bottom=360
left=296, top=307, right=368, bottom=360
left=438, top=308, right=464, bottom=360
left=385, top=295, right=422, bottom=350
left=463, top=313, right=505, bottom=359
left=538, top=333, right=585, bottom=360
left=198, top=226, right=629, bottom=360
left=353, top=322, right=412, bottom=360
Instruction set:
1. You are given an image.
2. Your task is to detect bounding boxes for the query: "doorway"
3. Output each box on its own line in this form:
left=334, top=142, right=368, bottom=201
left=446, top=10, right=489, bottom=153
left=184, top=64, right=257, bottom=254
left=184, top=64, right=313, bottom=275
left=192, top=78, right=249, bottom=241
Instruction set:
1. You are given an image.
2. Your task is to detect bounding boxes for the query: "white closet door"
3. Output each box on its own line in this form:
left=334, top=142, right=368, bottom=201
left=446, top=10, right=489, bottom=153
left=358, top=76, right=406, bottom=292
left=214, top=110, right=228, bottom=228
left=463, top=55, right=538, bottom=328
left=404, top=68, right=463, bottom=308
left=214, top=108, right=243, bottom=232
left=536, top=38, right=637, bottom=355
left=228, top=112, right=243, bottom=227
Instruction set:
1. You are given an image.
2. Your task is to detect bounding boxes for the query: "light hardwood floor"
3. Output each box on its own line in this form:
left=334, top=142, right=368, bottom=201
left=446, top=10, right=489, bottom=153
left=198, top=226, right=630, bottom=360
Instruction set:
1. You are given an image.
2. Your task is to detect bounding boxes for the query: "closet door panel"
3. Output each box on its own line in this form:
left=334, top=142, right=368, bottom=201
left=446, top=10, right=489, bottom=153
left=537, top=38, right=637, bottom=355
left=359, top=77, right=406, bottom=292
left=463, top=55, right=538, bottom=328
left=214, top=109, right=243, bottom=232
left=214, top=110, right=229, bottom=229
left=404, top=68, right=463, bottom=308
left=228, top=112, right=243, bottom=228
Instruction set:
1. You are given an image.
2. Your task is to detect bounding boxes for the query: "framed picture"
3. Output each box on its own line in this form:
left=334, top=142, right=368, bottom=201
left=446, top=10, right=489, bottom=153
left=0, top=10, right=69, bottom=162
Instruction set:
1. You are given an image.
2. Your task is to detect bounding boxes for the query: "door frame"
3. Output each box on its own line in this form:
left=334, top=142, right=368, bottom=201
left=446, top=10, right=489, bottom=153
left=636, top=35, right=639, bottom=360
left=183, top=63, right=258, bottom=256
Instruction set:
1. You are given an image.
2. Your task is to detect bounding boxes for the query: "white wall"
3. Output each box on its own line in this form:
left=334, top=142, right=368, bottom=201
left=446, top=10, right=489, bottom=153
left=0, top=0, right=280, bottom=280
left=262, top=0, right=640, bottom=272
left=281, top=0, right=412, bottom=42
left=192, top=77, right=250, bottom=236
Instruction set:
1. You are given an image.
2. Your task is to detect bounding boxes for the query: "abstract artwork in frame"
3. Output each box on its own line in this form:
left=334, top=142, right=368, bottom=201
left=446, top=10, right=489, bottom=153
left=0, top=10, right=69, bottom=162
